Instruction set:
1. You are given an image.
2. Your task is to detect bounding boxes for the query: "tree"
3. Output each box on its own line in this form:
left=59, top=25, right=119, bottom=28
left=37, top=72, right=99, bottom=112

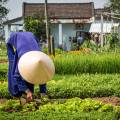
left=107, top=0, right=120, bottom=14
left=0, top=0, right=8, bottom=20
left=24, top=14, right=46, bottom=42
left=0, top=0, right=8, bottom=42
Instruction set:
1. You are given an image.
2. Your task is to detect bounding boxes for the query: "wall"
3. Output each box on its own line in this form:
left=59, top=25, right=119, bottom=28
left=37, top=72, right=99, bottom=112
left=50, top=24, right=59, bottom=48
left=4, top=19, right=24, bottom=42
left=62, top=23, right=76, bottom=51
left=50, top=23, right=91, bottom=50
left=50, top=23, right=76, bottom=50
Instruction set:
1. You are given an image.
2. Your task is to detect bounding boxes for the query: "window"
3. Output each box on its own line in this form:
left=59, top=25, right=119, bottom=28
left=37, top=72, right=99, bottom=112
left=75, top=24, right=84, bottom=30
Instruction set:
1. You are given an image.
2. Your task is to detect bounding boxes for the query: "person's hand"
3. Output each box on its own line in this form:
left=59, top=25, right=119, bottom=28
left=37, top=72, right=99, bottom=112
left=25, top=89, right=33, bottom=102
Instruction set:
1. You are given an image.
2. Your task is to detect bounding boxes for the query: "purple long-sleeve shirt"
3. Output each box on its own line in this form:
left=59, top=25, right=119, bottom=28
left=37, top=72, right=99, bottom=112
left=6, top=32, right=40, bottom=97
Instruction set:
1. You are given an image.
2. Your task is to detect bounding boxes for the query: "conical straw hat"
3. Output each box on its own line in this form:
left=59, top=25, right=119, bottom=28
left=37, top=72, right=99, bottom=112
left=18, top=51, right=55, bottom=85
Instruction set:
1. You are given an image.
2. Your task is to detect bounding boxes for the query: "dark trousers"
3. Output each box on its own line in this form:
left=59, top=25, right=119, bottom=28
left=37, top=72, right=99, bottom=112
left=39, top=84, right=46, bottom=94
left=26, top=83, right=46, bottom=94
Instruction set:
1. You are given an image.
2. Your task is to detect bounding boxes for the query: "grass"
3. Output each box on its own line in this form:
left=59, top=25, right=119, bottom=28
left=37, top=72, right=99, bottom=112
left=0, top=64, right=8, bottom=71
left=0, top=63, right=8, bottom=81
left=54, top=53, right=120, bottom=74
left=1, top=53, right=120, bottom=77
left=0, top=44, right=7, bottom=61
left=1, top=53, right=120, bottom=81
left=0, top=111, right=118, bottom=120
left=0, top=43, right=8, bottom=80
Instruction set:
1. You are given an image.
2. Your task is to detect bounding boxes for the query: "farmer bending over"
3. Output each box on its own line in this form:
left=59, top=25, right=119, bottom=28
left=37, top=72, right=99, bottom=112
left=6, top=32, right=48, bottom=102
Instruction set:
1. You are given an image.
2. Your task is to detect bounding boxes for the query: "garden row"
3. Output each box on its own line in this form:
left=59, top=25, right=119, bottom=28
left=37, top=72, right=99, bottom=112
left=1, top=74, right=120, bottom=99
left=0, top=111, right=117, bottom=120
left=0, top=53, right=120, bottom=80
left=54, top=53, right=120, bottom=74
left=0, top=98, right=119, bottom=120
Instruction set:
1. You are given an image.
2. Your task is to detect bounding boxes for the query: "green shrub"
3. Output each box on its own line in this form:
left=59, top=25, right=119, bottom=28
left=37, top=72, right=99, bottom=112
left=24, top=15, right=46, bottom=40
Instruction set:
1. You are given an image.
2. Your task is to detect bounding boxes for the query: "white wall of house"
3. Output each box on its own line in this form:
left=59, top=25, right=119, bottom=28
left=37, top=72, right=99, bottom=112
left=50, top=23, right=76, bottom=50
left=4, top=19, right=24, bottom=42
left=50, top=24, right=59, bottom=47
left=62, top=23, right=76, bottom=51
left=89, top=22, right=119, bottom=33
left=4, top=25, right=11, bottom=42
left=4, top=24, right=24, bottom=42
left=50, top=23, right=91, bottom=50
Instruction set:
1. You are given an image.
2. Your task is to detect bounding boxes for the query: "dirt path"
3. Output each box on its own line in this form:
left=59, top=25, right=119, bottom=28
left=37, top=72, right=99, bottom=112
left=0, top=60, right=8, bottom=63
left=1, top=97, right=120, bottom=106
left=0, top=99, right=7, bottom=104
left=93, top=97, right=120, bottom=106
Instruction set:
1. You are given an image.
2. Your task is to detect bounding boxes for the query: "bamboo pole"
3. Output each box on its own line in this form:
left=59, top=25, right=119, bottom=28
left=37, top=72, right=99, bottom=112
left=44, top=0, right=51, bottom=54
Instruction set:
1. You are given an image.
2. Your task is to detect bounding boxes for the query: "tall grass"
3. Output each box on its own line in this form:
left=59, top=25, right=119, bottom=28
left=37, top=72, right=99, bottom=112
left=54, top=53, right=120, bottom=74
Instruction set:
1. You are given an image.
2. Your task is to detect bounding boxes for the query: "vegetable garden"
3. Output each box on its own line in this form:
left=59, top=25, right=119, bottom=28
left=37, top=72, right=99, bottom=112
left=0, top=44, right=120, bottom=120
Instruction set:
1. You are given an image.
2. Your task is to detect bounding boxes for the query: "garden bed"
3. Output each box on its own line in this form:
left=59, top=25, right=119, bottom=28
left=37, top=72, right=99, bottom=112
left=0, top=52, right=120, bottom=119
left=1, top=74, right=120, bottom=99
left=0, top=97, right=119, bottom=120
left=54, top=53, right=120, bottom=74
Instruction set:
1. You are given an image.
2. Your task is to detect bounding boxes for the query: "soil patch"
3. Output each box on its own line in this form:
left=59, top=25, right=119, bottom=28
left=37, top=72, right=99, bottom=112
left=0, top=99, right=7, bottom=104
left=1, top=97, right=120, bottom=107
left=93, top=96, right=120, bottom=106
left=0, top=60, right=8, bottom=63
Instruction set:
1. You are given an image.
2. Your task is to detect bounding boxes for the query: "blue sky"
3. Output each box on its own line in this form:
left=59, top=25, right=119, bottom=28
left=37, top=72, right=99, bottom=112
left=5, top=0, right=108, bottom=20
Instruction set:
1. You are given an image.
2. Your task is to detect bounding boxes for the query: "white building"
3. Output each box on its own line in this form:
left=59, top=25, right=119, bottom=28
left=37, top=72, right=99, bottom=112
left=4, top=2, right=119, bottom=50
